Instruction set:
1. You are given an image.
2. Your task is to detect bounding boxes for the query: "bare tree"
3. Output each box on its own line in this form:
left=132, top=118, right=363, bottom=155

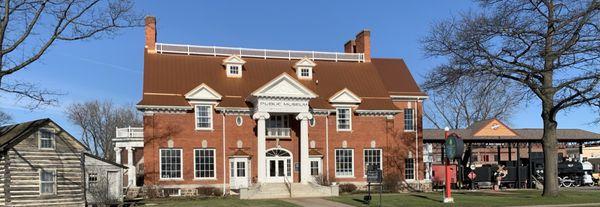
left=66, top=100, right=141, bottom=160
left=423, top=75, right=525, bottom=129
left=0, top=110, right=11, bottom=125
left=422, top=0, right=600, bottom=196
left=0, top=0, right=141, bottom=109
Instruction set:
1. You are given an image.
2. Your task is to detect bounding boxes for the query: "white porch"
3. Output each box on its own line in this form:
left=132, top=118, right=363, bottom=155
left=113, top=126, right=144, bottom=187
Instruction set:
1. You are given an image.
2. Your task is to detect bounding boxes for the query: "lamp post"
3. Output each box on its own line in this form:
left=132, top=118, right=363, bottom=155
left=444, top=127, right=454, bottom=203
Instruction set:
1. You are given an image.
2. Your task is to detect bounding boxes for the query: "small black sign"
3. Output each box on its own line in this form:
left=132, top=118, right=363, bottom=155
left=366, top=165, right=382, bottom=183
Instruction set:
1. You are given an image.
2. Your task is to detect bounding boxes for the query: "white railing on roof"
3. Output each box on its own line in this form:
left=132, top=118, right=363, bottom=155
left=116, top=126, right=144, bottom=138
left=155, top=43, right=365, bottom=62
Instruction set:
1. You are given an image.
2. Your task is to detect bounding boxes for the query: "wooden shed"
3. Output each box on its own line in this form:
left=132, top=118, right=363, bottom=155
left=83, top=153, right=126, bottom=205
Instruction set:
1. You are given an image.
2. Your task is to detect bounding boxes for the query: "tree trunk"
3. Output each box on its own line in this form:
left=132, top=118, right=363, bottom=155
left=541, top=103, right=559, bottom=197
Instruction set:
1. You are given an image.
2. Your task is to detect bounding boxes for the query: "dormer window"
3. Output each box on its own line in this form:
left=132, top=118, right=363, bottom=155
left=299, top=67, right=311, bottom=78
left=294, top=57, right=316, bottom=80
left=228, top=65, right=240, bottom=76
left=222, top=55, right=246, bottom=78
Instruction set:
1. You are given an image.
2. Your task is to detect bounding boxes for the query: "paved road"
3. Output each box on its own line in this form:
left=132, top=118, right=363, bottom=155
left=283, top=198, right=354, bottom=207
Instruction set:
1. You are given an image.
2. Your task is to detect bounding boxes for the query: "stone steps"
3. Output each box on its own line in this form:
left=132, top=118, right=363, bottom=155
left=240, top=182, right=339, bottom=199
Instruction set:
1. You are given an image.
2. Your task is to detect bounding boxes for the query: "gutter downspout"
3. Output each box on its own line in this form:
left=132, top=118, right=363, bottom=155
left=325, top=114, right=330, bottom=182
left=415, top=99, right=420, bottom=190
left=222, top=113, right=227, bottom=196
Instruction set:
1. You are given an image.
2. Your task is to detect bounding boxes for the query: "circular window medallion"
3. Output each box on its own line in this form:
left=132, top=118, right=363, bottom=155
left=309, top=118, right=316, bottom=127
left=236, top=116, right=243, bottom=126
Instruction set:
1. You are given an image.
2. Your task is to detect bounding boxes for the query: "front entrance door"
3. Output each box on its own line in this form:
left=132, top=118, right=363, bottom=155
left=265, top=148, right=293, bottom=183
left=230, top=157, right=249, bottom=189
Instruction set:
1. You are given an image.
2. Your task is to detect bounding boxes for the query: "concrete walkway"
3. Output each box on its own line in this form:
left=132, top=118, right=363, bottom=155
left=510, top=204, right=600, bottom=207
left=283, top=198, right=354, bottom=207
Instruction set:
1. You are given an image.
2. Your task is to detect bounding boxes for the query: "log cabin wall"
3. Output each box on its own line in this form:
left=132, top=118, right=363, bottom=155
left=2, top=122, right=87, bottom=207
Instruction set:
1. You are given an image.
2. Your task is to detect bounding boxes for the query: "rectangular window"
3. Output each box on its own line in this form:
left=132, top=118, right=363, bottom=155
left=194, top=149, right=216, bottom=179
left=335, top=149, right=354, bottom=177
left=88, top=172, right=98, bottom=188
left=163, top=188, right=181, bottom=197
left=310, top=160, right=319, bottom=176
left=364, top=149, right=382, bottom=176
left=266, top=115, right=290, bottom=137
left=237, top=162, right=246, bottom=177
left=40, top=169, right=56, bottom=195
left=405, top=158, right=415, bottom=180
left=39, top=129, right=54, bottom=149
left=195, top=105, right=213, bottom=130
left=160, top=149, right=182, bottom=179
left=404, top=108, right=415, bottom=131
left=300, top=68, right=310, bottom=77
left=229, top=65, right=240, bottom=75
left=336, top=108, right=351, bottom=131
left=483, top=155, right=490, bottom=162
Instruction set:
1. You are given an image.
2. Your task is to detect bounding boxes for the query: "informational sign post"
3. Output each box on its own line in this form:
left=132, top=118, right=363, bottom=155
left=365, top=165, right=382, bottom=206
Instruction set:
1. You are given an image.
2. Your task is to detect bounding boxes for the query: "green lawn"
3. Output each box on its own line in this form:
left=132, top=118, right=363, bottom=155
left=328, top=190, right=600, bottom=207
left=142, top=196, right=300, bottom=207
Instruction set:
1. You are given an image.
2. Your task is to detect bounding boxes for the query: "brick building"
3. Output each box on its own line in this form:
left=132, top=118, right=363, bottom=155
left=120, top=16, right=428, bottom=197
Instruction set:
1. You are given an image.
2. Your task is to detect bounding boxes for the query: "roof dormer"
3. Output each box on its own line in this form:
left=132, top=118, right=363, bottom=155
left=294, top=57, right=316, bottom=80
left=223, top=55, right=246, bottom=78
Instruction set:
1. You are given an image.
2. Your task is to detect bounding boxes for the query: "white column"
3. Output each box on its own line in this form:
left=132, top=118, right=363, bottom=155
left=296, top=112, right=313, bottom=184
left=253, top=112, right=270, bottom=183
left=126, top=146, right=137, bottom=186
left=114, top=147, right=122, bottom=164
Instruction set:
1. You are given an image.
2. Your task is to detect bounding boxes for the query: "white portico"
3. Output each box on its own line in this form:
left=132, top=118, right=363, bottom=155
left=113, top=126, right=144, bottom=187
left=250, top=73, right=317, bottom=184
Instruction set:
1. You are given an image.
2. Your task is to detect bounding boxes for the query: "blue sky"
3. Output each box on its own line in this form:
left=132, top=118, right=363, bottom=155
left=2, top=0, right=598, bottom=134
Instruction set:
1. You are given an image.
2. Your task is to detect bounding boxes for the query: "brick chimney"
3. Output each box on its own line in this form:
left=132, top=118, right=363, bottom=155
left=354, top=30, right=371, bottom=62
left=343, top=30, right=371, bottom=62
left=344, top=40, right=355, bottom=53
left=145, top=16, right=157, bottom=53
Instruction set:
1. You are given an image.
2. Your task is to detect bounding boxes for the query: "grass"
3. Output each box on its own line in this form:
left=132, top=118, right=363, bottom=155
left=142, top=196, right=300, bottom=207
left=328, top=189, right=600, bottom=207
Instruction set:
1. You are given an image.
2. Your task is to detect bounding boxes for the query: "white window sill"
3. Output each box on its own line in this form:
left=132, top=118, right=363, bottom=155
left=404, top=130, right=416, bottom=132
left=159, top=178, right=184, bottom=181
left=194, top=177, right=217, bottom=181
left=38, top=148, right=55, bottom=150
left=337, top=129, right=352, bottom=132
left=195, top=128, right=214, bottom=131
left=335, top=175, right=355, bottom=178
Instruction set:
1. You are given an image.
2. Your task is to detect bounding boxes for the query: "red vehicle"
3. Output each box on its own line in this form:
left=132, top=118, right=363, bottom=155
left=432, top=164, right=457, bottom=188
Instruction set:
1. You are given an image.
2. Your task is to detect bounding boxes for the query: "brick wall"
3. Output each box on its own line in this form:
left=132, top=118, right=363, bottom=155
left=142, top=100, right=424, bottom=187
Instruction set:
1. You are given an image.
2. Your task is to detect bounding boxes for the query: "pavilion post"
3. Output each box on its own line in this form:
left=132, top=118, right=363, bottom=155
left=508, top=143, right=512, bottom=162
left=516, top=142, right=521, bottom=189
left=528, top=142, right=533, bottom=188
left=497, top=145, right=501, bottom=162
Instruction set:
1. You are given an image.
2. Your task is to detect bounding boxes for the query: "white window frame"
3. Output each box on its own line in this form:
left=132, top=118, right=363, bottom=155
left=236, top=116, right=243, bottom=126
left=309, top=157, right=322, bottom=176
left=405, top=158, right=415, bottom=180
left=309, top=117, right=316, bottom=127
left=87, top=172, right=98, bottom=188
left=194, top=148, right=217, bottom=180
left=363, top=149, right=383, bottom=177
left=298, top=67, right=312, bottom=79
left=335, top=149, right=354, bottom=178
left=38, top=128, right=55, bottom=150
left=404, top=108, right=415, bottom=132
left=195, top=104, right=213, bottom=130
left=336, top=107, right=352, bottom=131
left=39, top=169, right=57, bottom=195
left=226, top=64, right=242, bottom=77
left=159, top=148, right=183, bottom=180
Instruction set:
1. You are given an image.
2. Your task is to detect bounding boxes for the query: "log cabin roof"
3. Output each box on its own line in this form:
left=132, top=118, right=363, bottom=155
left=0, top=118, right=89, bottom=152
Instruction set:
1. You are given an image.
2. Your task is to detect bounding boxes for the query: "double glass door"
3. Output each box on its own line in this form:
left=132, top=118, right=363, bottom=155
left=265, top=149, right=293, bottom=183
